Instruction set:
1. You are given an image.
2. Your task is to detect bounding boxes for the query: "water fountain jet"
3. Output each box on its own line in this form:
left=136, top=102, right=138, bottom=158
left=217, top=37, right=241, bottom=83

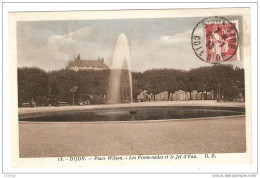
left=107, top=33, right=136, bottom=115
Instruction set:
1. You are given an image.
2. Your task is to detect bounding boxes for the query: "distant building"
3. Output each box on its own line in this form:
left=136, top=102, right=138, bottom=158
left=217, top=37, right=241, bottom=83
left=136, top=89, right=218, bottom=102
left=67, top=54, right=109, bottom=71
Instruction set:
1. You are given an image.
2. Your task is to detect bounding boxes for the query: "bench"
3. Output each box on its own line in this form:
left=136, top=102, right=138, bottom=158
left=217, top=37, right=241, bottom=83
left=22, top=103, right=31, bottom=107
left=59, top=102, right=68, bottom=106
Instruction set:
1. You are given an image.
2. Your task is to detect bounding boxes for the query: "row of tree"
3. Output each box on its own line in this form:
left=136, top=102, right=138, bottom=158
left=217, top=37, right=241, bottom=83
left=17, top=64, right=244, bottom=106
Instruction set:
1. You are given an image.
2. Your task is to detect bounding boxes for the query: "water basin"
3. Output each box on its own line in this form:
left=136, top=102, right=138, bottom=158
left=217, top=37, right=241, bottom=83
left=19, top=106, right=245, bottom=122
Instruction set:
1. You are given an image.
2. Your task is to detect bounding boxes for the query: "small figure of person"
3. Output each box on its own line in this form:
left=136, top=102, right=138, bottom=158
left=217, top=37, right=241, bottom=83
left=47, top=98, right=51, bottom=107
left=54, top=99, right=59, bottom=107
left=30, top=97, right=37, bottom=107
left=56, top=99, right=60, bottom=107
left=30, top=100, right=36, bottom=107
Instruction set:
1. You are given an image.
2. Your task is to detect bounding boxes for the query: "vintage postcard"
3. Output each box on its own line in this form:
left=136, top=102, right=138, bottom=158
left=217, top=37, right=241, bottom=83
left=8, top=8, right=251, bottom=168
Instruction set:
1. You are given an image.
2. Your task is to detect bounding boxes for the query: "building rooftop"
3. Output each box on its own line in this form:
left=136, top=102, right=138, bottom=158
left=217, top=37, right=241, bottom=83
left=68, top=59, right=108, bottom=68
left=67, top=54, right=108, bottom=69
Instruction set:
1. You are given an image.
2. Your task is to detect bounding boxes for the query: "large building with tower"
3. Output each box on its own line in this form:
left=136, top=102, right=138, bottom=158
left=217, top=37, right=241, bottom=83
left=66, top=54, right=109, bottom=71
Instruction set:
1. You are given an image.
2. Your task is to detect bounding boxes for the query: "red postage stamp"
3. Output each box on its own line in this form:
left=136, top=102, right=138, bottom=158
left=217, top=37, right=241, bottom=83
left=192, top=17, right=239, bottom=63
left=205, top=21, right=238, bottom=63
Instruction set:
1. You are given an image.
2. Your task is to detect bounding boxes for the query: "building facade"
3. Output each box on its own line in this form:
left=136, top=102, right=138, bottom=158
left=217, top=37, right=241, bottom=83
left=136, top=90, right=218, bottom=102
left=67, top=54, right=109, bottom=71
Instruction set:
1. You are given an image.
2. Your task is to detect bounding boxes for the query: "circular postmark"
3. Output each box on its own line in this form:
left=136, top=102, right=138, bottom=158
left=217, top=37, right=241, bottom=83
left=191, top=16, right=239, bottom=63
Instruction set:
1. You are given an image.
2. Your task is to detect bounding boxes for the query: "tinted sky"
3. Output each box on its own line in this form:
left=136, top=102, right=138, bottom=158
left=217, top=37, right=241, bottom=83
left=17, top=17, right=244, bottom=72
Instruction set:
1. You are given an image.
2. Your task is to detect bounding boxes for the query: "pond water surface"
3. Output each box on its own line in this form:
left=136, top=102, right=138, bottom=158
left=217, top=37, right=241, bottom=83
left=19, top=106, right=245, bottom=122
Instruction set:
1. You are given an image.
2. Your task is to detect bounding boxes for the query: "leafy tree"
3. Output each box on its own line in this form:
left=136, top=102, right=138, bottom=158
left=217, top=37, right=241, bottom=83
left=17, top=64, right=245, bottom=106
left=17, top=67, right=49, bottom=106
